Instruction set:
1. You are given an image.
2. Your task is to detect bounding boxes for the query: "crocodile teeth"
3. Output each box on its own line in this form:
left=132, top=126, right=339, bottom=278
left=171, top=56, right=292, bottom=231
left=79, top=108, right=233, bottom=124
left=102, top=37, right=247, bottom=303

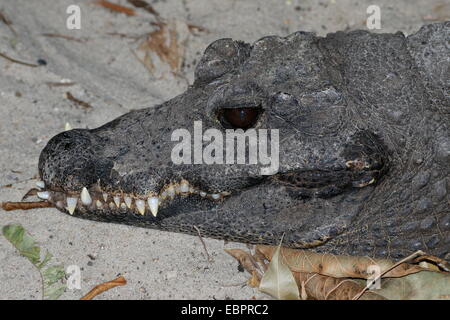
left=113, top=196, right=121, bottom=208
left=103, top=193, right=108, bottom=202
left=36, top=181, right=45, bottom=189
left=81, top=187, right=92, bottom=205
left=179, top=180, right=189, bottom=193
left=136, top=199, right=146, bottom=215
left=124, top=196, right=132, bottom=208
left=147, top=197, right=159, bottom=217
left=95, top=200, right=103, bottom=208
left=109, top=202, right=116, bottom=210
left=166, top=186, right=175, bottom=197
left=37, top=191, right=50, bottom=200
left=211, top=193, right=221, bottom=200
left=199, top=191, right=207, bottom=197
left=66, top=197, right=77, bottom=215
left=120, top=203, right=127, bottom=209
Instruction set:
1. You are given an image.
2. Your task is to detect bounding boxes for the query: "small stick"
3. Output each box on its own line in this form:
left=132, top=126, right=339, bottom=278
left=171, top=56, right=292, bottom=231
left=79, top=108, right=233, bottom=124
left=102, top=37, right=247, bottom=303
left=21, top=188, right=39, bottom=201
left=65, top=92, right=93, bottom=109
left=352, top=250, right=425, bottom=300
left=193, top=225, right=212, bottom=263
left=1, top=201, right=53, bottom=211
left=80, top=276, right=127, bottom=300
left=45, top=81, right=76, bottom=87
left=0, top=52, right=39, bottom=67
left=94, top=0, right=136, bottom=16
left=41, top=33, right=86, bottom=43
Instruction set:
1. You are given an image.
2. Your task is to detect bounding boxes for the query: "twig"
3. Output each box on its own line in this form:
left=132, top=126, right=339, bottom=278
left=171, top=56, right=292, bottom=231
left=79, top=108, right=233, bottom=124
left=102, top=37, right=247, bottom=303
left=127, top=0, right=159, bottom=16
left=21, top=188, right=39, bottom=201
left=0, top=52, right=39, bottom=67
left=41, top=33, right=86, bottom=43
left=80, top=276, right=127, bottom=300
left=193, top=225, right=213, bottom=263
left=94, top=0, right=136, bottom=16
left=1, top=201, right=53, bottom=211
left=352, top=250, right=425, bottom=300
left=45, top=81, right=76, bottom=87
left=0, top=10, right=17, bottom=35
left=65, top=92, right=93, bottom=109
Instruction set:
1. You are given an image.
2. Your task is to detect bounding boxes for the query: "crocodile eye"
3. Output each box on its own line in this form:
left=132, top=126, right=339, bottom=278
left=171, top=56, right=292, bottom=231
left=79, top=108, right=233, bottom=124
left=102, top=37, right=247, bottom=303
left=219, top=107, right=261, bottom=129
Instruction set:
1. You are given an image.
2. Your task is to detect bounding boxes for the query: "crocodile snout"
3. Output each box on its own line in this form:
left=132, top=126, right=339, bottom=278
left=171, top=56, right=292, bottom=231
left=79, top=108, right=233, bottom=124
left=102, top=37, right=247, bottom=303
left=38, top=129, right=113, bottom=191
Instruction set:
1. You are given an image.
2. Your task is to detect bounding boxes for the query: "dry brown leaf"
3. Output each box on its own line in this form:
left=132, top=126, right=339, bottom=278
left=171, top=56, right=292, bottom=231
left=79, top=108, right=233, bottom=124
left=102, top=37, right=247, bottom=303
left=259, top=243, right=300, bottom=300
left=224, top=249, right=261, bottom=277
left=292, top=272, right=386, bottom=300
left=135, top=20, right=189, bottom=78
left=256, top=245, right=424, bottom=279
left=80, top=276, right=127, bottom=300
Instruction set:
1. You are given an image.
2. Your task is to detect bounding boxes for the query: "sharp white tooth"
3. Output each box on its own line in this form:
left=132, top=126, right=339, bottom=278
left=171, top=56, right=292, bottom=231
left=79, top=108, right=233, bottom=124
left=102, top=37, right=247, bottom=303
left=113, top=196, right=121, bottom=208
left=103, top=193, right=108, bottom=202
left=189, top=187, right=196, bottom=193
left=160, top=190, right=167, bottom=199
left=37, top=191, right=50, bottom=200
left=136, top=199, right=146, bottom=215
left=211, top=193, right=220, bottom=200
left=96, top=200, right=103, bottom=208
left=180, top=180, right=189, bottom=193
left=147, top=197, right=159, bottom=217
left=64, top=122, right=72, bottom=131
left=120, top=203, right=127, bottom=209
left=124, top=196, right=132, bottom=208
left=36, top=181, right=45, bottom=189
left=66, top=197, right=77, bottom=215
left=167, top=186, right=175, bottom=197
left=81, top=187, right=92, bottom=205
left=109, top=202, right=116, bottom=209
left=200, top=191, right=207, bottom=197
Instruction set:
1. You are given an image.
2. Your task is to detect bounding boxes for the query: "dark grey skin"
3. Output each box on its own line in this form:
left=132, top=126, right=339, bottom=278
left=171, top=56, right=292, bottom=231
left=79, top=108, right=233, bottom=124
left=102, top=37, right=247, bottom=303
left=38, top=22, right=449, bottom=260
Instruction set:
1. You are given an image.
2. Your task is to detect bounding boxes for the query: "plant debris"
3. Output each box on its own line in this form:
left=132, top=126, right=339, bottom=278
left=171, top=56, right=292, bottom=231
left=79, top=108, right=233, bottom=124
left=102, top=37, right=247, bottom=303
left=127, top=0, right=159, bottom=16
left=2, top=224, right=66, bottom=300
left=0, top=52, right=39, bottom=67
left=1, top=201, right=53, bottom=211
left=65, top=92, right=93, bottom=109
left=80, top=276, right=127, bottom=300
left=94, top=0, right=136, bottom=16
left=226, top=244, right=450, bottom=300
left=135, top=20, right=190, bottom=78
left=41, top=33, right=87, bottom=43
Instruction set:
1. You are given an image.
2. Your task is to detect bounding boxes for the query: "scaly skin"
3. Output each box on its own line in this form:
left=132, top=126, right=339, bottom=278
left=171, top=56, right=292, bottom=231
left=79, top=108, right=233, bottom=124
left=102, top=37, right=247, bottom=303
left=38, top=22, right=449, bottom=260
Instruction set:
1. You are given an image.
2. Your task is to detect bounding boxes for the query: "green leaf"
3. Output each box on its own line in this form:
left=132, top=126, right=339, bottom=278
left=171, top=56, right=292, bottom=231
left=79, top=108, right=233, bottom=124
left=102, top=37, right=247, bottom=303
left=2, top=224, right=67, bottom=300
left=259, top=242, right=300, bottom=300
left=44, top=284, right=66, bottom=300
left=2, top=224, right=41, bottom=265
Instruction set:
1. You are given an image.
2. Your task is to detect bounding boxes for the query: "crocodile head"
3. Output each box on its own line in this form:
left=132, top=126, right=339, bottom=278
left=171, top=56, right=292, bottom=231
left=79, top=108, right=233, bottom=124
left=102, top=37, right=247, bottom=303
left=38, top=24, right=449, bottom=259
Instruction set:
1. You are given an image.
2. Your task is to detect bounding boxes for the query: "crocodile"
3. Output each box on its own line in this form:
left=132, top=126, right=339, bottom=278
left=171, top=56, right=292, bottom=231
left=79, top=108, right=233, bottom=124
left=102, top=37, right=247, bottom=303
left=37, top=22, right=449, bottom=260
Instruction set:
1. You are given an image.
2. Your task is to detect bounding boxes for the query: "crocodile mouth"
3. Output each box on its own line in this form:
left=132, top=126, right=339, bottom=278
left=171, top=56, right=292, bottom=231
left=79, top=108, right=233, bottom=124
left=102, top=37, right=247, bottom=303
left=35, top=159, right=382, bottom=222
left=35, top=178, right=231, bottom=217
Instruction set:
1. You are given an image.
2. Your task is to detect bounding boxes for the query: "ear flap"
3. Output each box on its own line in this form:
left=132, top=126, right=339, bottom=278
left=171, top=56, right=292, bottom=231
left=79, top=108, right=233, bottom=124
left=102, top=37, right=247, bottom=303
left=194, top=38, right=252, bottom=84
